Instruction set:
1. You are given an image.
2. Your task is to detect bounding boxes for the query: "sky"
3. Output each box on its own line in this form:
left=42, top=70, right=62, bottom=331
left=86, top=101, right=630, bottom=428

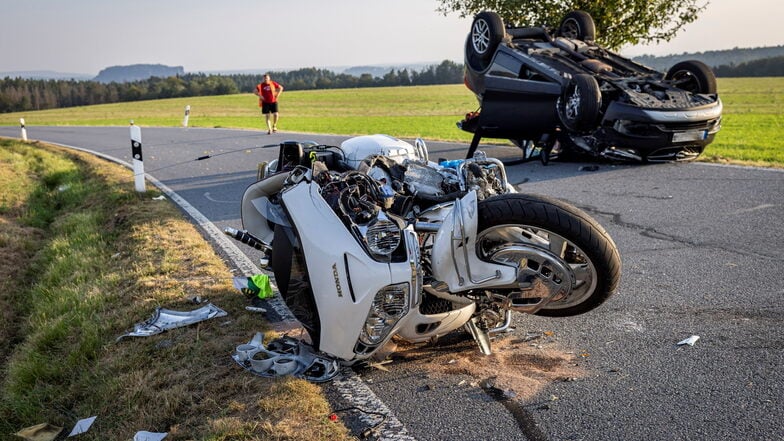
left=1, top=0, right=782, bottom=75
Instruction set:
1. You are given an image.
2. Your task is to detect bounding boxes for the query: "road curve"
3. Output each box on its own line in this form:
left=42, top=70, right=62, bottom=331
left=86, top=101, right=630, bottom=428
left=2, top=126, right=783, bottom=441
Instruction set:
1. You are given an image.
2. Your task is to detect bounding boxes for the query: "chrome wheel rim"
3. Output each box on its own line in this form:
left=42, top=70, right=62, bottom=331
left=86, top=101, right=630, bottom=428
left=472, top=19, right=491, bottom=54
left=477, top=224, right=598, bottom=310
left=565, top=85, right=582, bottom=121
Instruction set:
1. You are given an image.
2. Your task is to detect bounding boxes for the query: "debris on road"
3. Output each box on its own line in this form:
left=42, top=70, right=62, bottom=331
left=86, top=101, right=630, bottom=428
left=233, top=274, right=274, bottom=300
left=13, top=423, right=62, bottom=441
left=117, top=303, right=227, bottom=340
left=677, top=335, right=700, bottom=347
left=67, top=416, right=97, bottom=437
left=133, top=431, right=168, bottom=441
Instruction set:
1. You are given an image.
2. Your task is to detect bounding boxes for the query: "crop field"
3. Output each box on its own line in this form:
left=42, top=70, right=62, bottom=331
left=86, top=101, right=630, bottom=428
left=0, top=78, right=781, bottom=166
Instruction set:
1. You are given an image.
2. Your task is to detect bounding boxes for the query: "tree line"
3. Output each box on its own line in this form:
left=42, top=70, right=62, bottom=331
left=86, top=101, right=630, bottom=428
left=0, top=60, right=463, bottom=114
left=714, top=56, right=784, bottom=77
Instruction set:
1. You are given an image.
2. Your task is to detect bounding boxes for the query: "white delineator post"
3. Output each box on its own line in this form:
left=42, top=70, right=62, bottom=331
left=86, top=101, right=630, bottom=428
left=182, top=105, right=190, bottom=127
left=130, top=121, right=146, bottom=192
left=20, top=118, right=27, bottom=141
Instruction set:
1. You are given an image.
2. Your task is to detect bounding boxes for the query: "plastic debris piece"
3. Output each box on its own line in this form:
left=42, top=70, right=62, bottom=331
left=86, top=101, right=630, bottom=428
left=117, top=303, right=227, bottom=341
left=233, top=332, right=340, bottom=382
left=67, top=416, right=97, bottom=437
left=677, top=335, right=700, bottom=346
left=245, top=306, right=267, bottom=313
left=133, top=431, right=168, bottom=441
left=152, top=195, right=166, bottom=200
left=233, top=274, right=274, bottom=300
left=14, top=423, right=63, bottom=441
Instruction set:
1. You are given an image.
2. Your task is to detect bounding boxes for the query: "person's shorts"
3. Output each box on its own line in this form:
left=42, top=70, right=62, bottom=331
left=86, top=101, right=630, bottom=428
left=261, top=102, right=279, bottom=114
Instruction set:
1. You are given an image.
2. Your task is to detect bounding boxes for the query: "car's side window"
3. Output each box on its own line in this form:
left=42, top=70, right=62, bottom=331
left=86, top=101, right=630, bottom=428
left=519, top=67, right=549, bottom=82
left=488, top=51, right=521, bottom=79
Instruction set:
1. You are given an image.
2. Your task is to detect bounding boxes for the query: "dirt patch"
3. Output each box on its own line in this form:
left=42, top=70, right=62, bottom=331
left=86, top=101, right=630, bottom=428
left=391, top=332, right=584, bottom=401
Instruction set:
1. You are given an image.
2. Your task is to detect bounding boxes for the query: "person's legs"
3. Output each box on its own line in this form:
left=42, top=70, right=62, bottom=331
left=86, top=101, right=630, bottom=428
left=262, top=104, right=272, bottom=134
left=272, top=112, right=279, bottom=132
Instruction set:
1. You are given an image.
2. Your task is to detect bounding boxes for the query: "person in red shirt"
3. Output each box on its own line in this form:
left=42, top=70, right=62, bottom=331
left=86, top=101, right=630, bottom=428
left=254, top=74, right=284, bottom=134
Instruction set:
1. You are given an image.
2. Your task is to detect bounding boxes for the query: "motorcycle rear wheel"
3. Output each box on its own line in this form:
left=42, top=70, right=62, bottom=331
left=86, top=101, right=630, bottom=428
left=476, top=193, right=621, bottom=316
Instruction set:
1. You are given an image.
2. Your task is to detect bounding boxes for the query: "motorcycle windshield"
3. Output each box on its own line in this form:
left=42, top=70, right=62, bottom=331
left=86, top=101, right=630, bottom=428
left=250, top=196, right=291, bottom=228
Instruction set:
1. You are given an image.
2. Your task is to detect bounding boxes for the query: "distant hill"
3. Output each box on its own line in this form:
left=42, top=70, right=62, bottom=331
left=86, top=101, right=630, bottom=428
left=93, top=64, right=184, bottom=83
left=342, top=63, right=432, bottom=77
left=0, top=70, right=92, bottom=80
left=631, top=45, right=784, bottom=72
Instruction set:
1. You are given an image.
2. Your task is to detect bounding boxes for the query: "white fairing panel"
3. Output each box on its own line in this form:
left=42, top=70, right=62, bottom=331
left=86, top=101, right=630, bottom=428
left=431, top=191, right=517, bottom=292
left=240, top=173, right=288, bottom=244
left=280, top=182, right=413, bottom=360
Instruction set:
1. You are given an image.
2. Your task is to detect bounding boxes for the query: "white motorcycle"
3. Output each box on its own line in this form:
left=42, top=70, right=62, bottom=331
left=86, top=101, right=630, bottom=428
left=227, top=135, right=620, bottom=382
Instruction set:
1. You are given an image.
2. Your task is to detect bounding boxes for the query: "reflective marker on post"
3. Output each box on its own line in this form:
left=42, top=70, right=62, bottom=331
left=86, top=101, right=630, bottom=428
left=20, top=118, right=27, bottom=141
left=130, top=121, right=146, bottom=192
left=183, top=105, right=190, bottom=127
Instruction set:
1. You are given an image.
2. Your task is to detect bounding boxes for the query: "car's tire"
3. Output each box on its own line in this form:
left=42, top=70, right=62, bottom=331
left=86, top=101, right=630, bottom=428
left=665, top=60, right=717, bottom=94
left=558, top=10, right=596, bottom=42
left=558, top=74, right=601, bottom=132
left=476, top=193, right=621, bottom=317
left=467, top=11, right=505, bottom=69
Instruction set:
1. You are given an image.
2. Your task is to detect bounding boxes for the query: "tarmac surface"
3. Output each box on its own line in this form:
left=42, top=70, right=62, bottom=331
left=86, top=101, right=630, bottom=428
left=2, top=125, right=782, bottom=440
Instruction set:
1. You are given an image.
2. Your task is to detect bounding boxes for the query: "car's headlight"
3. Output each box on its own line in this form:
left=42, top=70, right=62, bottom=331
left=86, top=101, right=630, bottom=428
left=358, top=283, right=410, bottom=346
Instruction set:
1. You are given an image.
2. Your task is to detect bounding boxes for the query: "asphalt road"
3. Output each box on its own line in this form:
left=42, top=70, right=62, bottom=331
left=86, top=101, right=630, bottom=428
left=2, top=126, right=783, bottom=440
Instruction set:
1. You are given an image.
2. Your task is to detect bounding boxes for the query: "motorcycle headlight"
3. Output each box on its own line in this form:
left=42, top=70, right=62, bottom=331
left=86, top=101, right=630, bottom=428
left=358, top=283, right=410, bottom=346
left=365, top=216, right=401, bottom=257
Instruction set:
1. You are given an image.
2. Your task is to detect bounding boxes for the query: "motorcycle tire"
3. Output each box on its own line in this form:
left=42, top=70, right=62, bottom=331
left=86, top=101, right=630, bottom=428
left=476, top=193, right=621, bottom=317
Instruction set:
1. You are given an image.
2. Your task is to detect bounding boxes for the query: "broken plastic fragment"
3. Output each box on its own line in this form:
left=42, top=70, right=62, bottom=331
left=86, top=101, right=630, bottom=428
left=233, top=274, right=274, bottom=300
left=233, top=332, right=340, bottom=382
left=67, top=416, right=97, bottom=437
left=133, top=431, right=168, bottom=441
left=677, top=335, right=700, bottom=346
left=152, top=195, right=166, bottom=200
left=14, top=423, right=63, bottom=441
left=117, top=303, right=227, bottom=341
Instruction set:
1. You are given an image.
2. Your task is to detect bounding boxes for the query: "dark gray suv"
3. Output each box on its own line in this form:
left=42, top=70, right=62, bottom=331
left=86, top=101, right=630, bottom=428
left=460, top=11, right=722, bottom=163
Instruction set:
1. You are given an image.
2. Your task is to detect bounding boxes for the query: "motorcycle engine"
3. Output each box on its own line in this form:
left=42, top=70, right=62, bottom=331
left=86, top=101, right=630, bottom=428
left=316, top=154, right=508, bottom=222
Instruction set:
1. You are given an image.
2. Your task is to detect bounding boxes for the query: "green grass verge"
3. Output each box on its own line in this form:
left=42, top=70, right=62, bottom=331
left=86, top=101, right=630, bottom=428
left=0, top=79, right=782, bottom=166
left=0, top=139, right=350, bottom=440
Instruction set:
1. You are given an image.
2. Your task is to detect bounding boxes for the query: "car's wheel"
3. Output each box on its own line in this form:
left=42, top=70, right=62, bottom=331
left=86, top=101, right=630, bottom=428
left=558, top=11, right=596, bottom=42
left=558, top=74, right=601, bottom=132
left=467, top=11, right=504, bottom=69
left=665, top=60, right=717, bottom=94
left=476, top=194, right=621, bottom=317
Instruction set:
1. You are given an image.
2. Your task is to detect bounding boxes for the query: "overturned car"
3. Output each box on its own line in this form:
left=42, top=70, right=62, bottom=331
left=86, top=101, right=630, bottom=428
left=460, top=10, right=722, bottom=162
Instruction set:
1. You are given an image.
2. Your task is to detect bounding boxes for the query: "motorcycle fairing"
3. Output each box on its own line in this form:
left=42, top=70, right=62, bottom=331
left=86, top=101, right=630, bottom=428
left=394, top=302, right=476, bottom=342
left=241, top=172, right=289, bottom=244
left=280, top=181, right=418, bottom=361
left=431, top=191, right=518, bottom=292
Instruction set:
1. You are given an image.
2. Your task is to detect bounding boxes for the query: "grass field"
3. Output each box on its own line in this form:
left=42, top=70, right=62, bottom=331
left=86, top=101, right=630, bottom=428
left=0, top=78, right=782, bottom=166
left=0, top=139, right=350, bottom=440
